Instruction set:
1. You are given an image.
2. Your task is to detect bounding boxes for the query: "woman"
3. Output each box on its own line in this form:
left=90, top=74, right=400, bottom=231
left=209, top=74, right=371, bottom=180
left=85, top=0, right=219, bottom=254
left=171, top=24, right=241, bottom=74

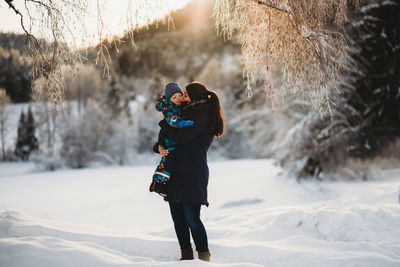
left=154, top=81, right=224, bottom=262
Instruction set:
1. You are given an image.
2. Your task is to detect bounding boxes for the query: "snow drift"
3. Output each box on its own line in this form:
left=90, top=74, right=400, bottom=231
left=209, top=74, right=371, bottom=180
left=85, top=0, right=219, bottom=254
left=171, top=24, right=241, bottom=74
left=0, top=160, right=399, bottom=266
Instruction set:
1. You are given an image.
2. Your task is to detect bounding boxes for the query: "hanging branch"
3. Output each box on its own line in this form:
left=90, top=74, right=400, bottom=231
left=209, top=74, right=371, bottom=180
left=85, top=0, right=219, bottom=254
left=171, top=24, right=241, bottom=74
left=5, top=0, right=31, bottom=38
left=213, top=0, right=358, bottom=115
left=3, top=0, right=184, bottom=112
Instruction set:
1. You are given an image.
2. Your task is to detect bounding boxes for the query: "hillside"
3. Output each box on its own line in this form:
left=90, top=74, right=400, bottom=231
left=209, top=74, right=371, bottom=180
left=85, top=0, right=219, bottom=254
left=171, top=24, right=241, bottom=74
left=87, top=0, right=241, bottom=80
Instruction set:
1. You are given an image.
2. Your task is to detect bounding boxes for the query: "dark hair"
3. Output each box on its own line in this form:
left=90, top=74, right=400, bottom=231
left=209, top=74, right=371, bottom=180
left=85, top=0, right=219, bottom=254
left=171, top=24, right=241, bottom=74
left=186, top=82, right=225, bottom=138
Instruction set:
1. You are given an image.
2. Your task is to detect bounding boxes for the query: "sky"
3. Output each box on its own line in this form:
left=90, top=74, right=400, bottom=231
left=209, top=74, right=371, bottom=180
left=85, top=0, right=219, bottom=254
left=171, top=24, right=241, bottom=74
left=0, top=0, right=191, bottom=47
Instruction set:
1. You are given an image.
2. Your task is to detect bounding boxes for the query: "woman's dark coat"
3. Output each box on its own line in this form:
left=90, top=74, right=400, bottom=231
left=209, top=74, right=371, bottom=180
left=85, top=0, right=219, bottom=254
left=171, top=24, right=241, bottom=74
left=155, top=102, right=213, bottom=206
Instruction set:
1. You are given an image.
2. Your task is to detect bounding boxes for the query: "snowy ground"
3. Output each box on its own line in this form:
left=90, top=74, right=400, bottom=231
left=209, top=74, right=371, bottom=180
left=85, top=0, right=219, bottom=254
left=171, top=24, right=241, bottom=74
left=0, top=159, right=399, bottom=266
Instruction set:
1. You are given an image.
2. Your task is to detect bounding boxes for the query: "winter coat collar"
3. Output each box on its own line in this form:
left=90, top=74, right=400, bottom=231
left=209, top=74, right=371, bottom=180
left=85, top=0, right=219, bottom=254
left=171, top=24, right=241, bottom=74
left=182, top=99, right=208, bottom=115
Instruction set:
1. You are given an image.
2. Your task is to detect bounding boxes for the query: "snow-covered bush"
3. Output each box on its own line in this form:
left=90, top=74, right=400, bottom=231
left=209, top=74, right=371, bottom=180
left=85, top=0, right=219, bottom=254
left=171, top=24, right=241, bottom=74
left=30, top=152, right=63, bottom=171
left=275, top=105, right=355, bottom=179
left=60, top=100, right=133, bottom=168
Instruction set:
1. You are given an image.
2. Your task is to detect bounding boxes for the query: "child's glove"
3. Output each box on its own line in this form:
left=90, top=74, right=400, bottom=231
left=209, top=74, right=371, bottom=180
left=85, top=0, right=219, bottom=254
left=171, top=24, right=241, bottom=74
left=178, top=120, right=194, bottom=128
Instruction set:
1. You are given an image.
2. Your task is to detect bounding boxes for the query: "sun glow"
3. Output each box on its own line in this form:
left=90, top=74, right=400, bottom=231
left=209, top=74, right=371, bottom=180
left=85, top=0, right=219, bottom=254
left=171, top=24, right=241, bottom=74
left=92, top=0, right=192, bottom=39
left=0, top=0, right=192, bottom=47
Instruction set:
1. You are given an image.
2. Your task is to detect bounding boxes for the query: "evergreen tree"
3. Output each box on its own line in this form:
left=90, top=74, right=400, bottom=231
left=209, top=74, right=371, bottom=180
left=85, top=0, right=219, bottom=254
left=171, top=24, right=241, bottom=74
left=345, top=0, right=400, bottom=158
left=15, top=110, right=27, bottom=160
left=15, top=107, right=39, bottom=161
left=0, top=47, right=31, bottom=103
left=26, top=107, right=39, bottom=155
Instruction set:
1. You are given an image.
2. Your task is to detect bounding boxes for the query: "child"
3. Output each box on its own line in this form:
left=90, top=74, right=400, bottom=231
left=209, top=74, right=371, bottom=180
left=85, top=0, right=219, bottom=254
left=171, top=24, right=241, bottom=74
left=149, top=83, right=193, bottom=196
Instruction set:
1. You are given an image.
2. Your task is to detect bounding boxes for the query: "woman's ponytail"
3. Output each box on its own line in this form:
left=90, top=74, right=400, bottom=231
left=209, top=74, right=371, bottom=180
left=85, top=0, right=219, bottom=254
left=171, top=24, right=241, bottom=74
left=207, top=90, right=225, bottom=138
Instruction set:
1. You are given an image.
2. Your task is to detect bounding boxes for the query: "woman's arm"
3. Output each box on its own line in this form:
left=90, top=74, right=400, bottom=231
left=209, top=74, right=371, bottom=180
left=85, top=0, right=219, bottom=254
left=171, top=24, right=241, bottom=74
left=153, top=129, right=169, bottom=157
left=159, top=111, right=208, bottom=145
left=152, top=143, right=169, bottom=156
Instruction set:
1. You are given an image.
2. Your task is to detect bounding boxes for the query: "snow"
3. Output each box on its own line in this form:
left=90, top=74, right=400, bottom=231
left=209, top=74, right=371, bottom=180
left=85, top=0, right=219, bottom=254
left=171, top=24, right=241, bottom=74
left=0, top=162, right=36, bottom=178
left=0, top=160, right=399, bottom=266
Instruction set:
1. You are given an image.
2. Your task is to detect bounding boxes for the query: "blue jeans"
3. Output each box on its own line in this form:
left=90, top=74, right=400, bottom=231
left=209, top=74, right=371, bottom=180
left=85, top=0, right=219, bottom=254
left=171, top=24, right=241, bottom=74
left=168, top=201, right=209, bottom=252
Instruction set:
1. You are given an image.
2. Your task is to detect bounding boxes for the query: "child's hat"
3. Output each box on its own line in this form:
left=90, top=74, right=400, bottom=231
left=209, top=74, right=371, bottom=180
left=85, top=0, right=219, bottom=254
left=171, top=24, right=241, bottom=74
left=165, top=83, right=183, bottom=101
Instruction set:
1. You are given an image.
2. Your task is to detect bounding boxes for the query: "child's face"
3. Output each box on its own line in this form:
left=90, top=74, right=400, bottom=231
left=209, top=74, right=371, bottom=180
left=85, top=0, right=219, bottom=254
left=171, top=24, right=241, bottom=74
left=170, top=92, right=183, bottom=105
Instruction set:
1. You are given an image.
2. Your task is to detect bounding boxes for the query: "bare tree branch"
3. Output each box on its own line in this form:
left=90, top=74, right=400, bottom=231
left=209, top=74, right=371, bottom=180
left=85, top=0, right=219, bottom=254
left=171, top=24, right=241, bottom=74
left=4, top=0, right=39, bottom=44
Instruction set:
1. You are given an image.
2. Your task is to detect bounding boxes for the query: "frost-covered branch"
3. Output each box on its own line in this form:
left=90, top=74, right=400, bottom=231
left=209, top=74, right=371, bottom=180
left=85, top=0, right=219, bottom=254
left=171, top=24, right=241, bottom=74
left=3, top=0, right=183, bottom=111
left=213, top=0, right=358, bottom=114
left=256, top=0, right=312, bottom=38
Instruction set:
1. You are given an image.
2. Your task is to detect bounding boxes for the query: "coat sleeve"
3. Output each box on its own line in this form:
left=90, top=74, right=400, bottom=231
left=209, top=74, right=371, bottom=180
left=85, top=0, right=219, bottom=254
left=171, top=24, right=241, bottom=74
left=159, top=111, right=208, bottom=145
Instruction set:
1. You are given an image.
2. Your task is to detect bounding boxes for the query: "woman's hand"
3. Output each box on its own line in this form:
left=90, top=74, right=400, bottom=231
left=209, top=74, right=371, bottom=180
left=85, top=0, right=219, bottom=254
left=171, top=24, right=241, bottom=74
left=159, top=145, right=169, bottom=157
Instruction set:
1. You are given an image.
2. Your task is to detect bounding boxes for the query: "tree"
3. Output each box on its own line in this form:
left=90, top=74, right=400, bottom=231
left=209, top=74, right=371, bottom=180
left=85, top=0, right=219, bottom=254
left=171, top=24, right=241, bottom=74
left=146, top=69, right=164, bottom=109
left=344, top=0, right=400, bottom=158
left=3, top=0, right=359, bottom=111
left=60, top=99, right=132, bottom=168
left=62, top=63, right=107, bottom=115
left=0, top=88, right=12, bottom=160
left=2, top=0, right=181, bottom=110
left=60, top=100, right=110, bottom=168
left=213, top=0, right=360, bottom=111
left=0, top=47, right=31, bottom=102
left=15, top=110, right=27, bottom=160
left=106, top=77, right=124, bottom=118
left=26, top=106, right=39, bottom=154
left=32, top=78, right=58, bottom=157
left=276, top=0, right=400, bottom=179
left=15, top=107, right=38, bottom=160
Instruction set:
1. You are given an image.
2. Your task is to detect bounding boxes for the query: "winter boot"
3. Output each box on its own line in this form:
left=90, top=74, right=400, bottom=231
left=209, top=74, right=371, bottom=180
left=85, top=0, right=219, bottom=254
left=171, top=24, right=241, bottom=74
left=180, top=248, right=194, bottom=260
left=198, top=251, right=210, bottom=262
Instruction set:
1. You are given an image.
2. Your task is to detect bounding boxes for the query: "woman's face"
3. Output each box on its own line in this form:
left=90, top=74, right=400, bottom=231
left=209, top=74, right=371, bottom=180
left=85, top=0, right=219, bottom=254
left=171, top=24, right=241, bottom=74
left=181, top=90, right=191, bottom=103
